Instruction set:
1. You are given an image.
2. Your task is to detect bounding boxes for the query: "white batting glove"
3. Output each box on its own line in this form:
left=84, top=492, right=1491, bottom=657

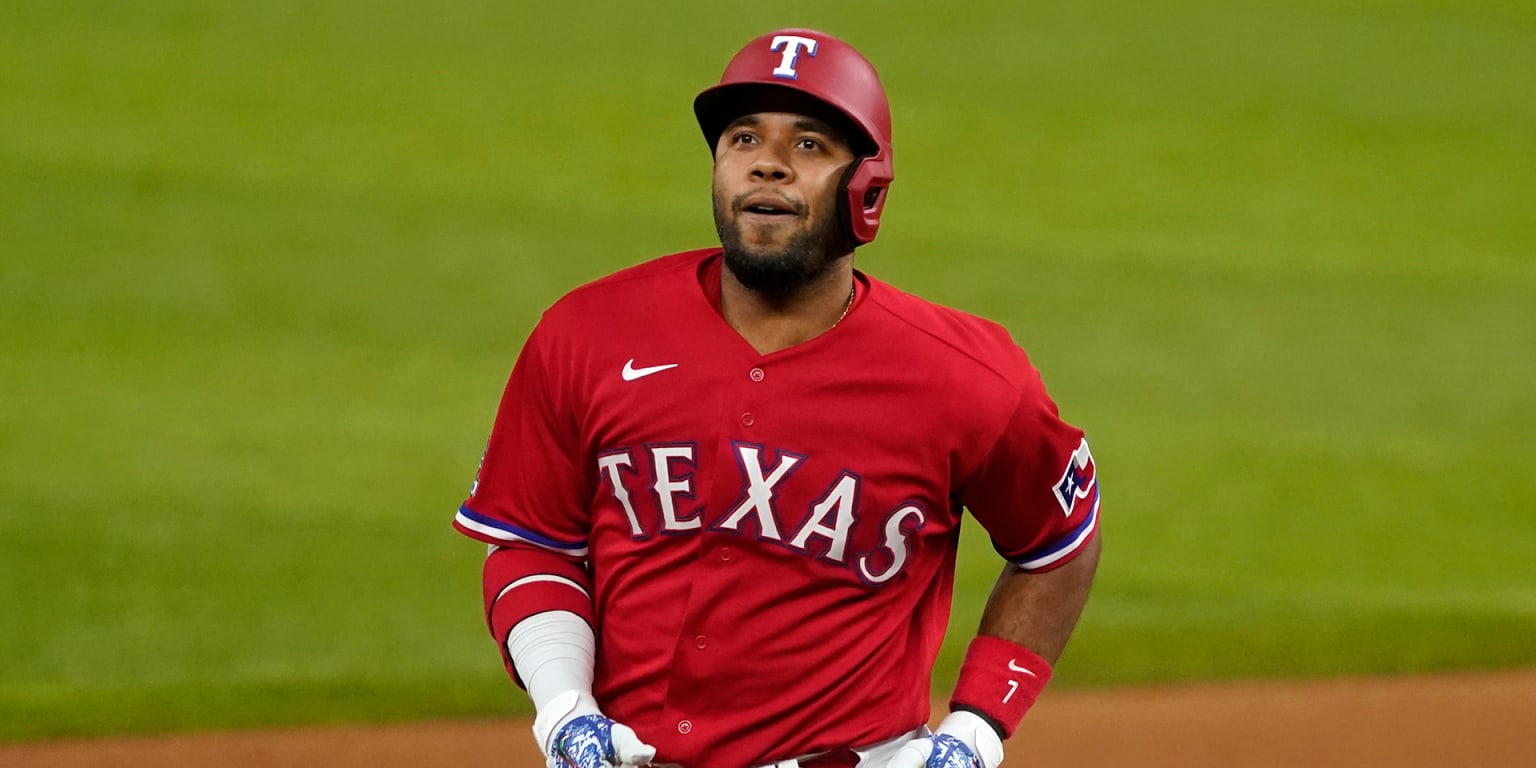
left=532, top=690, right=657, bottom=768
left=884, top=711, right=1004, bottom=768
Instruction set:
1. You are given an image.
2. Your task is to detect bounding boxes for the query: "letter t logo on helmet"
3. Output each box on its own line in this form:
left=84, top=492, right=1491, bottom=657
left=769, top=35, right=819, bottom=79
left=694, top=29, right=895, bottom=245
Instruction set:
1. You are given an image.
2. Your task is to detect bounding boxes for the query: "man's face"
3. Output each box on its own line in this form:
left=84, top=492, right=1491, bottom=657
left=711, top=111, right=857, bottom=296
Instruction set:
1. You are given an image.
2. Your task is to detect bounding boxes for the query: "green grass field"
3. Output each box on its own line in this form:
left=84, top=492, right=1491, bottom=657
left=3, top=0, right=1533, bottom=742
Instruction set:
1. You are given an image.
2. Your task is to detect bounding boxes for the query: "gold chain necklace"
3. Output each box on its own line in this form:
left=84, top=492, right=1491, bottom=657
left=832, top=282, right=856, bottom=328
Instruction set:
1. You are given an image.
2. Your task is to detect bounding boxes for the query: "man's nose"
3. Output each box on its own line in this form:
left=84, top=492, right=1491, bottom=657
left=749, top=145, right=794, bottom=182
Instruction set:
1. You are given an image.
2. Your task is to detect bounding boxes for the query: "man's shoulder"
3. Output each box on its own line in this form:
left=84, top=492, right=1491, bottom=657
left=580, top=248, right=718, bottom=292
left=545, top=248, right=717, bottom=320
left=863, top=276, right=1036, bottom=386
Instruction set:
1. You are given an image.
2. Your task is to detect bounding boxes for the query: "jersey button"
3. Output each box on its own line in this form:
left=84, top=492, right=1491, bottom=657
left=749, top=367, right=765, bottom=382
left=741, top=412, right=754, bottom=426
left=719, top=546, right=733, bottom=562
left=677, top=719, right=693, bottom=735
left=694, top=635, right=708, bottom=649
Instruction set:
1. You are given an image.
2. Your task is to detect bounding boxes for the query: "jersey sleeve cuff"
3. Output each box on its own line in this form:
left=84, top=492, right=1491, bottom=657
left=999, top=487, right=1099, bottom=572
left=454, top=504, right=590, bottom=557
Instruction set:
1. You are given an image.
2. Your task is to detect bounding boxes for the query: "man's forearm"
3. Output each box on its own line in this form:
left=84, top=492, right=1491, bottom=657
left=943, top=531, right=1101, bottom=747
left=978, top=531, right=1101, bottom=663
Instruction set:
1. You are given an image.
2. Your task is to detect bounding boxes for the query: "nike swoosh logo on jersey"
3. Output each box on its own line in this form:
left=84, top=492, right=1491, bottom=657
left=1007, top=659, right=1039, bottom=677
left=622, top=359, right=679, bottom=381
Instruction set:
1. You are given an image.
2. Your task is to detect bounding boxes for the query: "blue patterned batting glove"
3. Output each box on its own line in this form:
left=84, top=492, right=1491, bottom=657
left=534, top=691, right=656, bottom=768
left=884, top=712, right=1003, bottom=768
left=924, top=734, right=983, bottom=768
left=551, top=714, right=616, bottom=767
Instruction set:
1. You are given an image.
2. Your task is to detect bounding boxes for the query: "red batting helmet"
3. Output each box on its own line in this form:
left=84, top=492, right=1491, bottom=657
left=694, top=29, right=894, bottom=245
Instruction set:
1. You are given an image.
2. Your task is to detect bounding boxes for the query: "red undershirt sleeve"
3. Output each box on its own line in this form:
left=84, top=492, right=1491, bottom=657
left=482, top=544, right=596, bottom=685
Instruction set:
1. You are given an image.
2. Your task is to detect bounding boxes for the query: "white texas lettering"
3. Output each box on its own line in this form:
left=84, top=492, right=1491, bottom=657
left=857, top=504, right=925, bottom=585
left=714, top=444, right=801, bottom=540
left=650, top=445, right=701, bottom=531
left=788, top=472, right=859, bottom=563
left=594, top=444, right=925, bottom=586
left=597, top=450, right=643, bottom=537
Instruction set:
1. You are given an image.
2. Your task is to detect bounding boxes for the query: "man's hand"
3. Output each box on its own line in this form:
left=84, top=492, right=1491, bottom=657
left=884, top=711, right=1003, bottom=768
left=533, top=690, right=656, bottom=768
left=547, top=714, right=655, bottom=768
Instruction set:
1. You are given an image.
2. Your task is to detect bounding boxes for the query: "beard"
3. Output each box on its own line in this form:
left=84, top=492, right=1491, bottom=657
left=713, top=189, right=845, bottom=298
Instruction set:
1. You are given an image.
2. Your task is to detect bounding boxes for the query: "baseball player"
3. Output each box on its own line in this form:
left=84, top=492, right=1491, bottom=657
left=454, top=28, right=1100, bottom=768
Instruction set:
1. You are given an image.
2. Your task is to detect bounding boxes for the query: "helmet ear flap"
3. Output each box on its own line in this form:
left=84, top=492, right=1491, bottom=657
left=843, top=150, right=893, bottom=245
left=834, top=159, right=862, bottom=250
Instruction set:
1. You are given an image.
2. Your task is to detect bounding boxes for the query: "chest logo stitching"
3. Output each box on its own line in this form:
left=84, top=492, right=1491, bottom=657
left=621, top=359, right=679, bottom=381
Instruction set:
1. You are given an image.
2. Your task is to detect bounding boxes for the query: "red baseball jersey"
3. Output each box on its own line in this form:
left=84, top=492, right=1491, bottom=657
left=454, top=249, right=1099, bottom=767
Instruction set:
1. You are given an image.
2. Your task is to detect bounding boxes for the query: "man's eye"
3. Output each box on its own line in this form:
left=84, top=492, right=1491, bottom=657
left=797, top=138, right=820, bottom=150
left=732, top=133, right=757, bottom=145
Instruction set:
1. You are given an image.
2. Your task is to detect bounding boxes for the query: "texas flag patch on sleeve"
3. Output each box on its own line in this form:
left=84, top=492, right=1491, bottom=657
left=1053, top=438, right=1097, bottom=517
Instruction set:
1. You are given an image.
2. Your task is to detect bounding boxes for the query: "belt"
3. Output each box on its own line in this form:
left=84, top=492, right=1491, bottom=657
left=649, top=754, right=860, bottom=768
left=777, top=749, right=859, bottom=767
left=759, top=725, right=925, bottom=768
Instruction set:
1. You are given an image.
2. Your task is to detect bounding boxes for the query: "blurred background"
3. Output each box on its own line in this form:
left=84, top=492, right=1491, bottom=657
left=2, top=0, right=1532, bottom=744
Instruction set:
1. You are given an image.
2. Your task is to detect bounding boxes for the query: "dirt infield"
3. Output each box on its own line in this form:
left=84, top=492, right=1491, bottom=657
left=6, top=670, right=1533, bottom=767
